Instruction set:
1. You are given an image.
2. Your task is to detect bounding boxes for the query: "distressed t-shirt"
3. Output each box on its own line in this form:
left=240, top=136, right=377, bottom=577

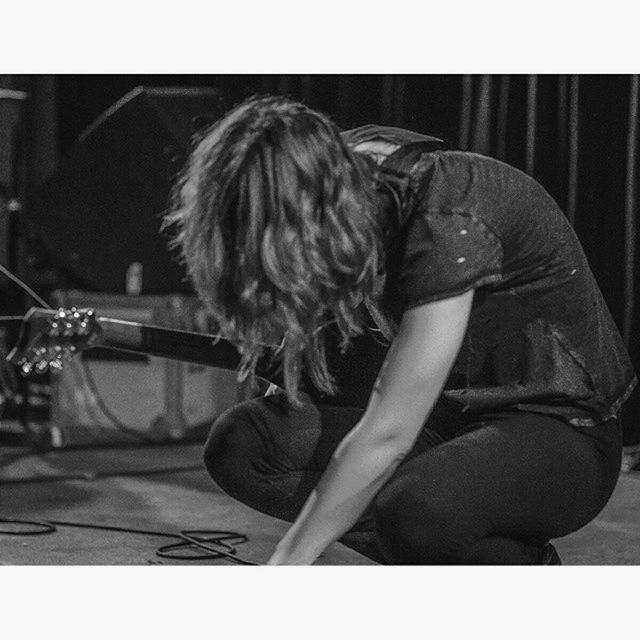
left=333, top=125, right=636, bottom=427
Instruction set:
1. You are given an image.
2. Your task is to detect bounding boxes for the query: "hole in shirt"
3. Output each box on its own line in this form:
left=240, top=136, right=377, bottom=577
left=457, top=257, right=467, bottom=264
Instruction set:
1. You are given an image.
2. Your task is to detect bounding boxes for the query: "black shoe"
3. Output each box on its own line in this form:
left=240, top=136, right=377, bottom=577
left=542, top=543, right=562, bottom=565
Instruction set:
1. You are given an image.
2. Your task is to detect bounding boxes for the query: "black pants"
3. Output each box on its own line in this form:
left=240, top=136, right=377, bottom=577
left=203, top=393, right=622, bottom=564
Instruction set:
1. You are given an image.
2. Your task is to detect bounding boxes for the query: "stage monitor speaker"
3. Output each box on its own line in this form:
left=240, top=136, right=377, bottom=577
left=48, top=290, right=242, bottom=447
left=28, top=86, right=226, bottom=294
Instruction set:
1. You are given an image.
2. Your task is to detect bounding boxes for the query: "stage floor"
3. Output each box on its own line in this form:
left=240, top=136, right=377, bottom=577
left=1, top=439, right=639, bottom=565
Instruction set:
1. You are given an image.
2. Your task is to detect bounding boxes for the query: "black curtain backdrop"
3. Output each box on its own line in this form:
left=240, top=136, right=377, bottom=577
left=41, top=75, right=640, bottom=444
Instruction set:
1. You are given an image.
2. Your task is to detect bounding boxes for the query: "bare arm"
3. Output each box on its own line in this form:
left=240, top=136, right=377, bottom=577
left=267, top=289, right=475, bottom=564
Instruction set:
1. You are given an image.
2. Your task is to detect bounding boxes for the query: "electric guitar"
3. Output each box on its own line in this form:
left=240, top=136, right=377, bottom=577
left=6, top=307, right=245, bottom=376
left=4, top=307, right=390, bottom=409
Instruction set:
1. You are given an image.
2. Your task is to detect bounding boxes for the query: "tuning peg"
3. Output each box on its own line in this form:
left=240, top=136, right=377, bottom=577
left=49, top=359, right=64, bottom=374
left=35, top=360, right=49, bottom=375
left=48, top=320, right=61, bottom=337
left=20, top=361, right=34, bottom=376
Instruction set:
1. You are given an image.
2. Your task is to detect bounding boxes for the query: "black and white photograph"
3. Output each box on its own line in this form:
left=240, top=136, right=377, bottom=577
left=1, top=4, right=639, bottom=638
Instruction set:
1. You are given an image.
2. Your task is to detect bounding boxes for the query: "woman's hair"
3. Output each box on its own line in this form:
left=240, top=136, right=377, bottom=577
left=165, top=95, right=385, bottom=404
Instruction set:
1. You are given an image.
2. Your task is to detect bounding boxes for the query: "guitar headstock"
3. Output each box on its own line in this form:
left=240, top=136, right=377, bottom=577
left=6, top=307, right=102, bottom=376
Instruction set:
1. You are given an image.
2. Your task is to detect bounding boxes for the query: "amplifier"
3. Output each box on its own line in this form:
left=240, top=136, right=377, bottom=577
left=48, top=290, right=241, bottom=448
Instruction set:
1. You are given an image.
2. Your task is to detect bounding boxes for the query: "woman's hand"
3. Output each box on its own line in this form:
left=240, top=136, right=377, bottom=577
left=266, top=544, right=316, bottom=565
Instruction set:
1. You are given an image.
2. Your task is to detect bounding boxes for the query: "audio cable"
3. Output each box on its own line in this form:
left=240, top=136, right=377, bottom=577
left=0, top=516, right=258, bottom=565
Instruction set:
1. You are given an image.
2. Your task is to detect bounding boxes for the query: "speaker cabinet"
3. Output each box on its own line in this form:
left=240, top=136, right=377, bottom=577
left=48, top=290, right=241, bottom=447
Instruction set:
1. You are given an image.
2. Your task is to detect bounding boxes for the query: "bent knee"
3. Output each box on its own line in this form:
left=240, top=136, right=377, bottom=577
left=373, top=478, right=478, bottom=564
left=203, top=400, right=267, bottom=491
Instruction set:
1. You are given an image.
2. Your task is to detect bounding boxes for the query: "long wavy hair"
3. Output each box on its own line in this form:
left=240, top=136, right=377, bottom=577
left=165, top=95, right=386, bottom=404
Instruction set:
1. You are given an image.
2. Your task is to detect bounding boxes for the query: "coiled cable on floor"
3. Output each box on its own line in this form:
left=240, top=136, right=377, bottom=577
left=0, top=517, right=258, bottom=565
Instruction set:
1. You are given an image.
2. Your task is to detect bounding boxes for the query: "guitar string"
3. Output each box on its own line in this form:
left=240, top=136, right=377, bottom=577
left=0, top=263, right=52, bottom=309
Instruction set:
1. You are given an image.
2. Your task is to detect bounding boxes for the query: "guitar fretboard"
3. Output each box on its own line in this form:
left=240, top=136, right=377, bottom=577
left=98, top=317, right=243, bottom=371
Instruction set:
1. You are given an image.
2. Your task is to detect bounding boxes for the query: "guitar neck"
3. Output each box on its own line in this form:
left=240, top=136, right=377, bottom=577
left=3, top=309, right=384, bottom=408
left=97, top=317, right=243, bottom=372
